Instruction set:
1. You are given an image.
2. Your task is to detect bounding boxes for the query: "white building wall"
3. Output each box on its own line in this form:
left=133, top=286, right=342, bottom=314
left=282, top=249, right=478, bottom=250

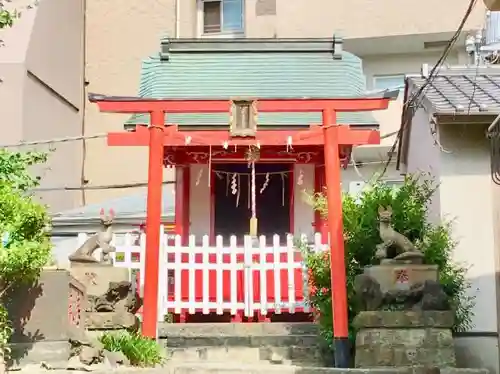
left=406, top=116, right=500, bottom=373
left=293, top=164, right=315, bottom=237
left=189, top=164, right=211, bottom=238
left=439, top=124, right=497, bottom=334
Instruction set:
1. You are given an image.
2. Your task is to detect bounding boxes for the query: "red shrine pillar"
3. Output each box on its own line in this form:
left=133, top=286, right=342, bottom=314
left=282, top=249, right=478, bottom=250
left=322, top=109, right=349, bottom=368
left=142, top=110, right=166, bottom=338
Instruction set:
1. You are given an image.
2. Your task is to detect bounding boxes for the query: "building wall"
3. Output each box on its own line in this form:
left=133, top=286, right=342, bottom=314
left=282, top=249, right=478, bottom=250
left=440, top=123, right=499, bottom=373
left=0, top=0, right=85, bottom=213
left=406, top=115, right=500, bottom=373
left=84, top=0, right=177, bottom=205
left=181, top=0, right=485, bottom=39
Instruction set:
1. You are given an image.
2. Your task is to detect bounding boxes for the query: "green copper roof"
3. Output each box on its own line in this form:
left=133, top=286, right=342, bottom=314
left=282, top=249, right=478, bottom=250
left=125, top=38, right=379, bottom=130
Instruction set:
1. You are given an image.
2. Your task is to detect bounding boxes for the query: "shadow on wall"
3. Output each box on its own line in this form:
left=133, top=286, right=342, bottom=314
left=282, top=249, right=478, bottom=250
left=4, top=283, right=44, bottom=367
left=4, top=271, right=79, bottom=368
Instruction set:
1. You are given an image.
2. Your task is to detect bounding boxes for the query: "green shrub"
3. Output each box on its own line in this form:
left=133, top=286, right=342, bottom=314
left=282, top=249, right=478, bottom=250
left=302, top=173, right=474, bottom=350
left=99, top=331, right=165, bottom=367
left=0, top=150, right=52, bottom=359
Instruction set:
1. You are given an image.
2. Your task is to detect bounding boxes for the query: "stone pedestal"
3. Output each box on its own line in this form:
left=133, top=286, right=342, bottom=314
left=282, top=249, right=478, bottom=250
left=364, top=263, right=438, bottom=293
left=69, top=263, right=130, bottom=296
left=6, top=270, right=86, bottom=367
left=354, top=311, right=456, bottom=368
left=69, top=264, right=140, bottom=331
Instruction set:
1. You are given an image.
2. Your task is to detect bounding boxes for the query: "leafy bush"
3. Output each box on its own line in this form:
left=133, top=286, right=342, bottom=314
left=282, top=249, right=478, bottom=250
left=302, top=174, right=474, bottom=350
left=99, top=331, right=165, bottom=367
left=0, top=150, right=52, bottom=358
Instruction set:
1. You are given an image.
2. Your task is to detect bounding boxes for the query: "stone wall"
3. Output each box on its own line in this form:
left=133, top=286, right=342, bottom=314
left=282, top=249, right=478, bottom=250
left=5, top=269, right=86, bottom=368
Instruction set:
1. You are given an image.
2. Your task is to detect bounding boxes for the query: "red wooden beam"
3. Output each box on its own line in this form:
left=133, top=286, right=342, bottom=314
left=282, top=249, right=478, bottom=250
left=90, top=95, right=395, bottom=114
left=107, top=125, right=380, bottom=147
left=322, top=110, right=349, bottom=367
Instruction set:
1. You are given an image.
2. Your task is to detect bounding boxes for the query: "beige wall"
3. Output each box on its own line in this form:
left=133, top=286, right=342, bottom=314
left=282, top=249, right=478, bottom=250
left=0, top=0, right=85, bottom=213
left=178, top=0, right=485, bottom=39
left=84, top=0, right=177, bottom=205
left=405, top=114, right=500, bottom=372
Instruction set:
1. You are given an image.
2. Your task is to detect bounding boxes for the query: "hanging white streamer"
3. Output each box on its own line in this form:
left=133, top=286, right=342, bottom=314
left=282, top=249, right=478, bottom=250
left=251, top=162, right=256, bottom=219
left=281, top=173, right=285, bottom=206
left=236, top=174, right=241, bottom=207
left=231, top=173, right=237, bottom=195
left=195, top=168, right=203, bottom=186
left=297, top=169, right=304, bottom=186
left=247, top=175, right=251, bottom=209
left=260, top=172, right=270, bottom=194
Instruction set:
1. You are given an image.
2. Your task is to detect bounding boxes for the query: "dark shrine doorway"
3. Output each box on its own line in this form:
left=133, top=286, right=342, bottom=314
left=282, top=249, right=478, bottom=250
left=213, top=163, right=292, bottom=239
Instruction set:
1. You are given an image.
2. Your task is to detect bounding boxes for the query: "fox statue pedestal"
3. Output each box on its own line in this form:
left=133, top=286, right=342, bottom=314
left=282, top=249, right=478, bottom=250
left=354, top=310, right=455, bottom=368
left=354, top=205, right=456, bottom=368
left=354, top=263, right=455, bottom=367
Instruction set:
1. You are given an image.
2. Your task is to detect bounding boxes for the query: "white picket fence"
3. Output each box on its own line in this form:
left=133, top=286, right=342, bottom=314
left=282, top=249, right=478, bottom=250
left=76, top=228, right=327, bottom=320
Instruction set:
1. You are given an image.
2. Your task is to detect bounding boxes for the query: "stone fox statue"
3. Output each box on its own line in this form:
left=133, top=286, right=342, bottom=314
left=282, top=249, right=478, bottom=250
left=376, top=206, right=421, bottom=259
left=68, top=209, right=116, bottom=263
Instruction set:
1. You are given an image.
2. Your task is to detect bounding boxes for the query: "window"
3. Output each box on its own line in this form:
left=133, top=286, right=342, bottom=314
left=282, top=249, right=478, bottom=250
left=372, top=75, right=405, bottom=92
left=203, top=0, right=244, bottom=34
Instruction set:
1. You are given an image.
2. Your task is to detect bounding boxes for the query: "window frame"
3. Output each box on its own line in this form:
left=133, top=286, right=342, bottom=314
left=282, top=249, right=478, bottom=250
left=200, top=0, right=245, bottom=37
left=372, top=74, right=406, bottom=92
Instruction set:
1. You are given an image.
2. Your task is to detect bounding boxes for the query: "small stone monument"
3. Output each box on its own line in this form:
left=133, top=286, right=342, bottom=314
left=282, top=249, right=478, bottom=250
left=67, top=209, right=142, bottom=332
left=353, top=206, right=455, bottom=368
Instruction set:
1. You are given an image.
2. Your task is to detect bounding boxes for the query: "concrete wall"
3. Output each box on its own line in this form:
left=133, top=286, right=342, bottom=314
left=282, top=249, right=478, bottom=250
left=0, top=0, right=85, bottom=213
left=406, top=114, right=500, bottom=373
left=181, top=0, right=485, bottom=39
left=438, top=124, right=499, bottom=373
left=84, top=0, right=177, bottom=205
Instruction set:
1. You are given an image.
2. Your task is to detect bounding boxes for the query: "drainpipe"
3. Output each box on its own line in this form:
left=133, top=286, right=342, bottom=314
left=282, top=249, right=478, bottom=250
left=175, top=0, right=180, bottom=38
left=488, top=113, right=500, bottom=134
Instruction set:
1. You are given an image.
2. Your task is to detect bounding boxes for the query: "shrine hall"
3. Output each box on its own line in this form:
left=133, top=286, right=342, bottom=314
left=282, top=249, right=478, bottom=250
left=99, top=37, right=398, bottom=244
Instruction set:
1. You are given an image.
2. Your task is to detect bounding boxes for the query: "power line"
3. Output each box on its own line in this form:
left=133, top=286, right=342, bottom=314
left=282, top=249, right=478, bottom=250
left=32, top=180, right=175, bottom=192
left=0, top=127, right=400, bottom=150
left=0, top=133, right=107, bottom=149
left=378, top=0, right=478, bottom=179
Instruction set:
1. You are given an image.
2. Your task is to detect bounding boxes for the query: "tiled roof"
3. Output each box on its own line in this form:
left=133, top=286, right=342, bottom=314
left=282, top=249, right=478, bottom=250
left=407, top=68, right=500, bottom=114
left=125, top=38, right=380, bottom=130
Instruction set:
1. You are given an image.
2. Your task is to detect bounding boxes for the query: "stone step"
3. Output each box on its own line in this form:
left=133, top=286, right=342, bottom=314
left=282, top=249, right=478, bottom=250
left=163, top=333, right=321, bottom=349
left=158, top=322, right=319, bottom=337
left=164, top=365, right=491, bottom=374
left=167, top=345, right=325, bottom=367
left=14, top=363, right=491, bottom=374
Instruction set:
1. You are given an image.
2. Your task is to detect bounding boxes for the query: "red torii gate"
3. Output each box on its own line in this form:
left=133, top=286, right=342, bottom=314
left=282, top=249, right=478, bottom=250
left=89, top=93, right=396, bottom=368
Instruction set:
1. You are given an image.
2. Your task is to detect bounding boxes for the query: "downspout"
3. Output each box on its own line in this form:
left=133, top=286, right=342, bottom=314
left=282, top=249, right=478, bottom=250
left=175, top=0, right=180, bottom=38
left=80, top=0, right=88, bottom=205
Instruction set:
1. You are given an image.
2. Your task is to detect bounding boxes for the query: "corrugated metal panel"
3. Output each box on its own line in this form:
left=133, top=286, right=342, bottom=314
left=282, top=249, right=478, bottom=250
left=53, top=185, right=175, bottom=219
left=127, top=51, right=376, bottom=128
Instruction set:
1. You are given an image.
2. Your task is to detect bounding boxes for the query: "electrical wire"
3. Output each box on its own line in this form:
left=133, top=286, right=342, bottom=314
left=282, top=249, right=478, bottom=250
left=32, top=180, right=175, bottom=192
left=377, top=0, right=479, bottom=179
left=0, top=133, right=107, bottom=148
left=0, top=129, right=402, bottom=192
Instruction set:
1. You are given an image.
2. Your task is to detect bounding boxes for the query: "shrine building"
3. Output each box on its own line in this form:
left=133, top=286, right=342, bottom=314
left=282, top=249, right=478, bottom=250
left=102, top=37, right=397, bottom=244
